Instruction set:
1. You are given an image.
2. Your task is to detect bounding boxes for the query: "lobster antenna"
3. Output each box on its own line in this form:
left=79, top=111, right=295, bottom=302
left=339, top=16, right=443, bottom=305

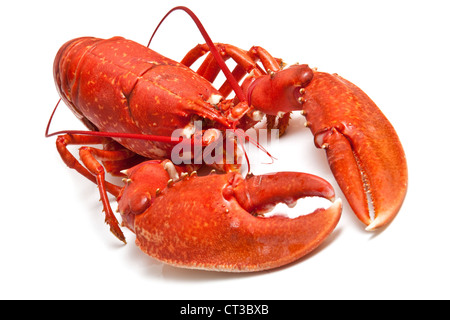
left=234, top=129, right=251, bottom=173
left=233, top=128, right=277, bottom=171
left=147, top=6, right=246, bottom=103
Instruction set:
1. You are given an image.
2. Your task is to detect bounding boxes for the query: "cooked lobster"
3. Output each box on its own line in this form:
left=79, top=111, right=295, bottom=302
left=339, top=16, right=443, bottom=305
left=46, top=6, right=407, bottom=271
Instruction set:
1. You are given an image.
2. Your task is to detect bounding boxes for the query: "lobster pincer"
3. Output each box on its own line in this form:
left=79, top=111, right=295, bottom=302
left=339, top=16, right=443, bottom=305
left=117, top=160, right=342, bottom=272
left=302, top=72, right=408, bottom=230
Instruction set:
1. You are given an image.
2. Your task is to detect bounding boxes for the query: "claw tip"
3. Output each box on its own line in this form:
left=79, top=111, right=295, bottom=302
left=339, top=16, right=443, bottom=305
left=365, top=216, right=387, bottom=231
left=331, top=198, right=342, bottom=212
left=365, top=218, right=380, bottom=231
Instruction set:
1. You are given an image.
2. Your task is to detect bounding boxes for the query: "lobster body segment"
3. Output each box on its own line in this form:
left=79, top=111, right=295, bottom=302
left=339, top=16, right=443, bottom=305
left=302, top=72, right=408, bottom=230
left=54, top=37, right=229, bottom=159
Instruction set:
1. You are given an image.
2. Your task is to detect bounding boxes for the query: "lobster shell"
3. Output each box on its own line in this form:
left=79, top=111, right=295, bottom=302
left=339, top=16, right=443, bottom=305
left=53, top=36, right=230, bottom=159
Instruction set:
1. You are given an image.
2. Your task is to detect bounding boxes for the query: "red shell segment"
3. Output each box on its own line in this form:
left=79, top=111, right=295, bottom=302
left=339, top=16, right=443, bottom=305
left=302, top=72, right=408, bottom=229
left=53, top=37, right=229, bottom=159
left=118, top=164, right=341, bottom=272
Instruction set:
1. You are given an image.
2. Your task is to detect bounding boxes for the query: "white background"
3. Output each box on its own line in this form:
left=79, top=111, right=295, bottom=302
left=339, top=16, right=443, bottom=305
left=1, top=0, right=449, bottom=300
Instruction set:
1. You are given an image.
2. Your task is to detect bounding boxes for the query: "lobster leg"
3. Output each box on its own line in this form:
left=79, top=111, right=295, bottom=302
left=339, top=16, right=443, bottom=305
left=180, top=43, right=210, bottom=68
left=181, top=43, right=281, bottom=97
left=56, top=135, right=122, bottom=196
left=181, top=43, right=292, bottom=134
left=56, top=134, right=137, bottom=242
left=184, top=43, right=264, bottom=89
left=101, top=140, right=148, bottom=177
left=219, top=46, right=283, bottom=98
left=248, top=46, right=283, bottom=72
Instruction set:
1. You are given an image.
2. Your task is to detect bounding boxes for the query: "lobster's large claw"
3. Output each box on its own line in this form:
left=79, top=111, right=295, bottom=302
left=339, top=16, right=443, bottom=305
left=303, top=72, right=408, bottom=230
left=120, top=162, right=341, bottom=272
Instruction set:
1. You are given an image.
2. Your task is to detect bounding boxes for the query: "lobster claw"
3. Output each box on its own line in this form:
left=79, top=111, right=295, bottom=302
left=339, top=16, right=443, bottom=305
left=118, top=160, right=342, bottom=272
left=303, top=72, right=408, bottom=231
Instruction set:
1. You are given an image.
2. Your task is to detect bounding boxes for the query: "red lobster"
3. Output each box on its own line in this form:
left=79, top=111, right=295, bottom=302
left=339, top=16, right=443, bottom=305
left=47, top=6, right=407, bottom=271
